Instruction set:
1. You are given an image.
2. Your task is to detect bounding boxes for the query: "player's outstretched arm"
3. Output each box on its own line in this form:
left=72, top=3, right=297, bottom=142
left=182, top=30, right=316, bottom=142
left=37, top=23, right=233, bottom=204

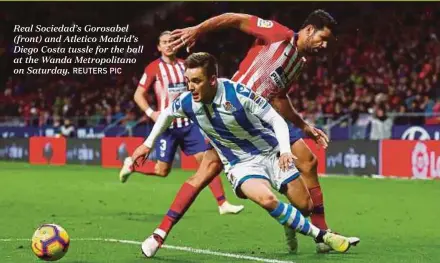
left=143, top=108, right=176, bottom=149
left=272, top=94, right=329, bottom=149
left=238, top=87, right=296, bottom=169
left=170, top=13, right=252, bottom=52
left=132, top=109, right=175, bottom=168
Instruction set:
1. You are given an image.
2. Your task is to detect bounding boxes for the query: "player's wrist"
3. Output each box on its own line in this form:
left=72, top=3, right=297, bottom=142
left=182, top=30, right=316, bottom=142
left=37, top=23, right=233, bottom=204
left=297, top=120, right=309, bottom=130
left=143, top=138, right=153, bottom=148
left=145, top=108, right=154, bottom=117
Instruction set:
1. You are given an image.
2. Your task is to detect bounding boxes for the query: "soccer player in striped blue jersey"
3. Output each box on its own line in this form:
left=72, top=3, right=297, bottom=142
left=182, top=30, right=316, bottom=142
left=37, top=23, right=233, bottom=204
left=119, top=31, right=244, bottom=215
left=131, top=52, right=354, bottom=257
left=166, top=9, right=359, bottom=253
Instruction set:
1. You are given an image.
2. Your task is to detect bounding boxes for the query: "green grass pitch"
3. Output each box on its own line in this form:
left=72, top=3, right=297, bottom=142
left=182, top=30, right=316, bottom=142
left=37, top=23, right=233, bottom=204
left=1, top=161, right=439, bottom=263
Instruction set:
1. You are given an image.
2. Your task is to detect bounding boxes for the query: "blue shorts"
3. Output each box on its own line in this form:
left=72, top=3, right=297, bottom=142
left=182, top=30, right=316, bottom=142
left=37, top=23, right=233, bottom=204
left=151, top=124, right=208, bottom=163
left=287, top=123, right=304, bottom=145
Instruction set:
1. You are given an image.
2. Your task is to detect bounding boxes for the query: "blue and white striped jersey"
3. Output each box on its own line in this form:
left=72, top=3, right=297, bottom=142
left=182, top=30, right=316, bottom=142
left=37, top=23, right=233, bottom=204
left=169, top=78, right=281, bottom=171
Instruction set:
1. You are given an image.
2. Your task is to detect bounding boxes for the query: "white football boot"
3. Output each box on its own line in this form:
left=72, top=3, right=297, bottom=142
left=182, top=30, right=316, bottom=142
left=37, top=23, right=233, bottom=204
left=119, top=157, right=134, bottom=183
left=218, top=201, right=244, bottom=215
left=141, top=229, right=166, bottom=258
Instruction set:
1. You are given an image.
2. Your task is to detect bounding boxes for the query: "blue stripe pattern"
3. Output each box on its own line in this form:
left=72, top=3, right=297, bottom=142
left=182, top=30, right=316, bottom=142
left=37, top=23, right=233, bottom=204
left=270, top=202, right=285, bottom=217
left=181, top=94, right=238, bottom=164
left=223, top=82, right=278, bottom=148
left=210, top=104, right=261, bottom=155
left=269, top=202, right=312, bottom=236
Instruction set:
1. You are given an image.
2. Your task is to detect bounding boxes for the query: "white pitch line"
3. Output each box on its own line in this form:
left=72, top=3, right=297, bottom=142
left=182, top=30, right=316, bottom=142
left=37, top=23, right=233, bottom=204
left=0, top=238, right=295, bottom=263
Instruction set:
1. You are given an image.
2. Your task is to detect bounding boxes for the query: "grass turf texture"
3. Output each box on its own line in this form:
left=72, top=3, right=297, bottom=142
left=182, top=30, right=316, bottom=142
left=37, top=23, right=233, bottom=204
left=1, top=161, right=439, bottom=263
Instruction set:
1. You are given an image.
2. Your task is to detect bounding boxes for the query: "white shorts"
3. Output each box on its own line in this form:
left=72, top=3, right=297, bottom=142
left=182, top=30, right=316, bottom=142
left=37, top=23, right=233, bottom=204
left=226, top=151, right=300, bottom=198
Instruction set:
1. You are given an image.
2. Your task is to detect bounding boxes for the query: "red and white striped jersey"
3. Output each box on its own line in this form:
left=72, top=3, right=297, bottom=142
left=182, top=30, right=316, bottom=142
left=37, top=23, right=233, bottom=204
left=232, top=16, right=307, bottom=100
left=138, top=58, right=190, bottom=128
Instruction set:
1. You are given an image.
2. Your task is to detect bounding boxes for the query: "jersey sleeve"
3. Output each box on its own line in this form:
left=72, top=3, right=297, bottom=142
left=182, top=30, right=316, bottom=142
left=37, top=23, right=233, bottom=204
left=245, top=15, right=293, bottom=43
left=168, top=92, right=189, bottom=118
left=137, top=63, right=157, bottom=91
left=236, top=84, right=271, bottom=117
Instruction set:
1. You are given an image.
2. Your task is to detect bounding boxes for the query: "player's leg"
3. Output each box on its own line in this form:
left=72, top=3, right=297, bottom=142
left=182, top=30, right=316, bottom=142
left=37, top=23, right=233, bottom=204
left=142, top=148, right=224, bottom=257
left=119, top=130, right=176, bottom=182
left=182, top=125, right=244, bottom=214
left=287, top=130, right=360, bottom=252
left=290, top=137, right=328, bottom=230
left=238, top=177, right=351, bottom=253
left=279, top=173, right=313, bottom=253
left=193, top=151, right=226, bottom=205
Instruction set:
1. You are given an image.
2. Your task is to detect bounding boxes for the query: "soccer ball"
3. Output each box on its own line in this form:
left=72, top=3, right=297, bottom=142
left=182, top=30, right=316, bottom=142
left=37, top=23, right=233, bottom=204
left=31, top=224, right=70, bottom=261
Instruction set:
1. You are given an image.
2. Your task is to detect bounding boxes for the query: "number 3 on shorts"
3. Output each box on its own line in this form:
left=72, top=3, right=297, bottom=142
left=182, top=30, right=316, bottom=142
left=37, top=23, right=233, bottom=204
left=160, top=139, right=167, bottom=151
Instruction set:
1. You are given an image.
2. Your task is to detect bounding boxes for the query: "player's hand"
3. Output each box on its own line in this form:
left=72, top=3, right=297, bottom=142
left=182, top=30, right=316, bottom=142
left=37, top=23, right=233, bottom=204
left=279, top=152, right=297, bottom=172
left=302, top=124, right=329, bottom=149
left=131, top=144, right=151, bottom=170
left=170, top=26, right=199, bottom=53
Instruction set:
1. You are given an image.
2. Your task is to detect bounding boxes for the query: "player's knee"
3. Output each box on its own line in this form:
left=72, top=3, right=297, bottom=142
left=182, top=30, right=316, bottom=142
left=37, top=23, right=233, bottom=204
left=207, top=159, right=223, bottom=175
left=186, top=173, right=206, bottom=188
left=187, top=159, right=222, bottom=188
left=154, top=166, right=171, bottom=177
left=302, top=153, right=318, bottom=174
left=297, top=197, right=314, bottom=217
left=257, top=194, right=279, bottom=211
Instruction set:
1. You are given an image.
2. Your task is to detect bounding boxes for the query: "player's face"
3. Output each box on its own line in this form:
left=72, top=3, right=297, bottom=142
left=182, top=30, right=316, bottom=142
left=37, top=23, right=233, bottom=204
left=157, top=34, right=176, bottom=57
left=185, top=67, right=216, bottom=103
left=303, top=26, right=333, bottom=56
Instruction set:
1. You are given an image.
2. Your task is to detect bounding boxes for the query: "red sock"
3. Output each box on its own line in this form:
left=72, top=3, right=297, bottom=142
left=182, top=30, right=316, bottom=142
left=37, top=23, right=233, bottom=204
left=158, top=183, right=199, bottom=234
left=309, top=186, right=329, bottom=230
left=208, top=175, right=226, bottom=206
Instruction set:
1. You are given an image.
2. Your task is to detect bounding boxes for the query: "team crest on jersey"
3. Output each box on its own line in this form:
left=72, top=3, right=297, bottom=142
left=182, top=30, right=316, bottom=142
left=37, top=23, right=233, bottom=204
left=257, top=18, right=274, bottom=29
left=223, top=101, right=236, bottom=112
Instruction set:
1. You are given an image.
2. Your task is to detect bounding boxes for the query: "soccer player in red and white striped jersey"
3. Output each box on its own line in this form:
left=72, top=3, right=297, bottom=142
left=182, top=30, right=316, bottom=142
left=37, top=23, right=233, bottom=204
left=119, top=31, right=243, bottom=215
left=139, top=11, right=359, bottom=257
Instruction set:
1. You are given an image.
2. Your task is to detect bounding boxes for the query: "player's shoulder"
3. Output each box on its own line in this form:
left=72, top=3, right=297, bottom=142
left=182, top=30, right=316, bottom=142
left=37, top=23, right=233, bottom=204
left=171, top=91, right=192, bottom=112
left=144, top=58, right=161, bottom=72
left=219, top=78, right=253, bottom=99
left=176, top=58, right=185, bottom=64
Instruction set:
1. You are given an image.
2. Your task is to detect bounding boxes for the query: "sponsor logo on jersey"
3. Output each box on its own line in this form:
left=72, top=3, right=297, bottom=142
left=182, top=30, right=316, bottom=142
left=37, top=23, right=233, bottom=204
left=250, top=92, right=267, bottom=108
left=172, top=97, right=181, bottom=112
left=168, top=82, right=187, bottom=93
left=236, top=84, right=251, bottom=97
left=269, top=66, right=288, bottom=89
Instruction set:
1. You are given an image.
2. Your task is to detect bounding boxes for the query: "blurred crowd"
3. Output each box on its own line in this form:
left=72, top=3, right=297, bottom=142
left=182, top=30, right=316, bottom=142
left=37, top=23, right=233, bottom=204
left=1, top=2, right=439, bottom=129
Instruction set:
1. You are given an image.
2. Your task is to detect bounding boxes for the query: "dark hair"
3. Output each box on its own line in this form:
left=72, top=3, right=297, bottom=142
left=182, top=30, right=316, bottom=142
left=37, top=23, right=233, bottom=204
left=184, top=52, right=218, bottom=77
left=301, top=9, right=337, bottom=32
left=157, top=30, right=171, bottom=45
